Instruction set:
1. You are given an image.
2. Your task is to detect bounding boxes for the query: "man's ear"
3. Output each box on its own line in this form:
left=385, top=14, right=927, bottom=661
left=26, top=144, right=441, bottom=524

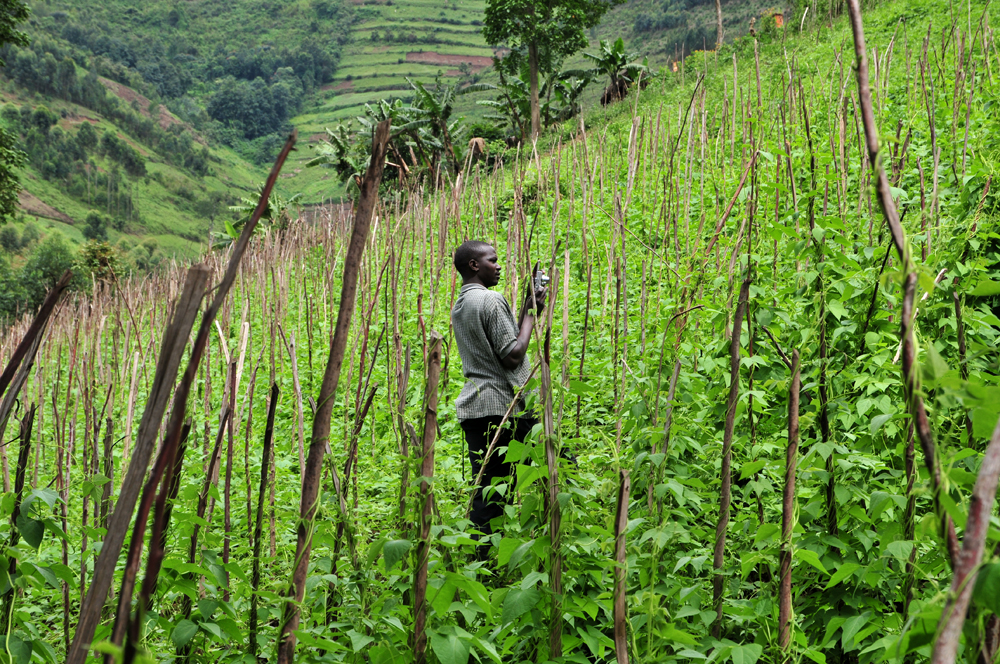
left=467, top=258, right=479, bottom=273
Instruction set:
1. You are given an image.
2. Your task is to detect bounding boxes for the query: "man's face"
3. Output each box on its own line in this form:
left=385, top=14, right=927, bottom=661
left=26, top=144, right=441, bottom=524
left=472, top=246, right=501, bottom=287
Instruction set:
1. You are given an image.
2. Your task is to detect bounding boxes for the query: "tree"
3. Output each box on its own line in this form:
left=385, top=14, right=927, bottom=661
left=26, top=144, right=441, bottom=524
left=483, top=0, right=622, bottom=140
left=20, top=233, right=75, bottom=307
left=83, top=210, right=109, bottom=241
left=77, top=239, right=120, bottom=282
left=583, top=38, right=648, bottom=105
left=0, top=224, right=19, bottom=252
left=76, top=121, right=98, bottom=152
left=0, top=0, right=29, bottom=64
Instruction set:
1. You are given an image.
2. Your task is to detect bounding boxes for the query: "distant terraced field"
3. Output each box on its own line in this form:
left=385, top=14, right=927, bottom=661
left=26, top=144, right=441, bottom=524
left=289, top=0, right=495, bottom=202
left=293, top=0, right=493, bottom=129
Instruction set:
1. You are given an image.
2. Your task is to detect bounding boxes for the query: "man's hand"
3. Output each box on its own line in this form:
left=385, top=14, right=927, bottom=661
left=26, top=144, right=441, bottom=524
left=524, top=284, right=547, bottom=315
left=503, top=282, right=547, bottom=371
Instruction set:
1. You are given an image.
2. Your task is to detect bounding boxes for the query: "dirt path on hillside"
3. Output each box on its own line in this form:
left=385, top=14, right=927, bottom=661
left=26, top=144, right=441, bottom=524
left=19, top=190, right=76, bottom=225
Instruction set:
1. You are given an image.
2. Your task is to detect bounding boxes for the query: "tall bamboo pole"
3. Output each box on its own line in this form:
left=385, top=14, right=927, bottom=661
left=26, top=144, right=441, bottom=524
left=277, top=120, right=391, bottom=663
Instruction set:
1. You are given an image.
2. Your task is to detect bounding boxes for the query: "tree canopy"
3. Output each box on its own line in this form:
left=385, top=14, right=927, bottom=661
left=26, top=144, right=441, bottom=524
left=483, top=0, right=621, bottom=139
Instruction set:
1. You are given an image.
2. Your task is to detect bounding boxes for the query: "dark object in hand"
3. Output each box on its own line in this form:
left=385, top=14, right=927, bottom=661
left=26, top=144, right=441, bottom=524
left=534, top=270, right=550, bottom=293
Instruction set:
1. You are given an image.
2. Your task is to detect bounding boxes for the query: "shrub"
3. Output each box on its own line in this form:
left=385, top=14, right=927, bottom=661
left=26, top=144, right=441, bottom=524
left=20, top=222, right=39, bottom=246
left=83, top=210, right=109, bottom=241
left=0, top=225, right=20, bottom=252
left=20, top=233, right=76, bottom=307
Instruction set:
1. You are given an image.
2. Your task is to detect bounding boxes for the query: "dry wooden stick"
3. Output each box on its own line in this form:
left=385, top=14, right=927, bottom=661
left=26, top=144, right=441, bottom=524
left=712, top=277, right=750, bottom=637
left=0, top=405, right=35, bottom=635
left=761, top=326, right=794, bottom=371
left=277, top=325, right=307, bottom=476
left=342, top=384, right=379, bottom=498
left=72, top=264, right=209, bottom=664
left=779, top=351, right=800, bottom=657
left=413, top=332, right=443, bottom=664
left=932, top=414, right=1000, bottom=664
left=613, top=469, right=631, bottom=664
left=222, top=361, right=236, bottom=602
left=176, top=407, right=231, bottom=662
left=114, top=130, right=296, bottom=662
left=703, top=151, right=759, bottom=257
left=541, top=262, right=563, bottom=659
left=952, top=286, right=973, bottom=447
left=249, top=383, right=279, bottom=658
left=397, top=341, right=412, bottom=521
left=277, top=119, right=390, bottom=663
left=0, top=273, right=71, bottom=492
left=846, top=0, right=961, bottom=566
left=0, top=270, right=71, bottom=400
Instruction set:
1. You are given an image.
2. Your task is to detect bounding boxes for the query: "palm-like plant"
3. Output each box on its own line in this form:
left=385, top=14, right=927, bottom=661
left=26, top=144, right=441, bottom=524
left=549, top=72, right=594, bottom=123
left=309, top=78, right=484, bottom=188
left=212, top=184, right=301, bottom=249
left=477, top=66, right=594, bottom=141
left=307, top=121, right=364, bottom=184
left=584, top=37, right=649, bottom=104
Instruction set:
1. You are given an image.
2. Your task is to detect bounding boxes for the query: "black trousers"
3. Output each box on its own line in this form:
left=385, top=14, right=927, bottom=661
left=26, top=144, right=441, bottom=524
left=460, top=416, right=536, bottom=550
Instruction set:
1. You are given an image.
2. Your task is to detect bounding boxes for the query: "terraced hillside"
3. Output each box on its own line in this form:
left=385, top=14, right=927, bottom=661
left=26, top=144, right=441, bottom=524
left=288, top=0, right=496, bottom=201
left=305, top=0, right=493, bottom=127
left=1, top=0, right=793, bottom=245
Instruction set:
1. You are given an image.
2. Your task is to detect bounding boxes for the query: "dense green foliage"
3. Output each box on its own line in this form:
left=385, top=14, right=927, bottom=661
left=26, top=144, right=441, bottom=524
left=2, top=1, right=1000, bottom=664
left=0, top=0, right=29, bottom=223
left=483, top=0, right=623, bottom=135
left=27, top=0, right=351, bottom=140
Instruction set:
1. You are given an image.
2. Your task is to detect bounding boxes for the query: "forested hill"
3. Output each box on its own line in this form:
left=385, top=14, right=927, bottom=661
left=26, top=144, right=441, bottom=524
left=0, top=0, right=354, bottom=267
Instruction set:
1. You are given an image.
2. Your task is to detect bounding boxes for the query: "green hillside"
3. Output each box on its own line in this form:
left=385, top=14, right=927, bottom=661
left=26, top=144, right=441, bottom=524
left=0, top=0, right=790, bottom=265
left=601, top=0, right=785, bottom=65
left=0, top=67, right=269, bottom=261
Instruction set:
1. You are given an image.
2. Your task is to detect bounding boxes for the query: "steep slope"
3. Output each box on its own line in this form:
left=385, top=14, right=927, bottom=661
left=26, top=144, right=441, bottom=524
left=0, top=64, right=270, bottom=260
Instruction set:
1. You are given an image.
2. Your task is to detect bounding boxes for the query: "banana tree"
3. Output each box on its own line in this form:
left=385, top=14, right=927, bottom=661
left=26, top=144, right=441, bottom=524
left=584, top=37, right=649, bottom=104
left=309, top=79, right=482, bottom=188
left=476, top=66, right=593, bottom=141
left=213, top=185, right=301, bottom=249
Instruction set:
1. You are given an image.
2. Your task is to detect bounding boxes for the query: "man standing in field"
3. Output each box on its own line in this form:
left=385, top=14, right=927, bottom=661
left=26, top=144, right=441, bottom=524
left=451, top=240, right=546, bottom=559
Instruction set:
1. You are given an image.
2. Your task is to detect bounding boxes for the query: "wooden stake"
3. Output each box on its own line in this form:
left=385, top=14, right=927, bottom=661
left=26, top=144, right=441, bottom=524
left=613, top=469, right=631, bottom=664
left=277, top=120, right=390, bottom=663
left=712, top=277, right=750, bottom=637
left=413, top=332, right=443, bottom=664
left=779, top=351, right=800, bottom=656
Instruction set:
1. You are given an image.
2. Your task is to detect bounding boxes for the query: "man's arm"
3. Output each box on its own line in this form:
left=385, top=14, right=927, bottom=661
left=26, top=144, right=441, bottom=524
left=500, top=286, right=546, bottom=370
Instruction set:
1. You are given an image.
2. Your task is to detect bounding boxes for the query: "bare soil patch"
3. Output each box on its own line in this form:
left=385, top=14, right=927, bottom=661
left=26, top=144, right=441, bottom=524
left=405, top=51, right=493, bottom=70
left=321, top=80, right=355, bottom=92
left=19, top=190, right=75, bottom=225
left=98, top=77, right=184, bottom=131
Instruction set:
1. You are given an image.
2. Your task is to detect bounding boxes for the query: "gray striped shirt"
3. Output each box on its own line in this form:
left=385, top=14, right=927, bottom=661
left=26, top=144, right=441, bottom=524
left=451, top=283, right=531, bottom=421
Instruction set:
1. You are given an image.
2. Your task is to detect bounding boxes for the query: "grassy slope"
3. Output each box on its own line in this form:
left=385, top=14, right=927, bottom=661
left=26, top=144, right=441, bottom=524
left=5, top=80, right=272, bottom=259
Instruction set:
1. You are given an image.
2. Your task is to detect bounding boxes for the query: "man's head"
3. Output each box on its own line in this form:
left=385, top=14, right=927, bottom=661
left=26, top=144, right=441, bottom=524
left=454, top=240, right=500, bottom=286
